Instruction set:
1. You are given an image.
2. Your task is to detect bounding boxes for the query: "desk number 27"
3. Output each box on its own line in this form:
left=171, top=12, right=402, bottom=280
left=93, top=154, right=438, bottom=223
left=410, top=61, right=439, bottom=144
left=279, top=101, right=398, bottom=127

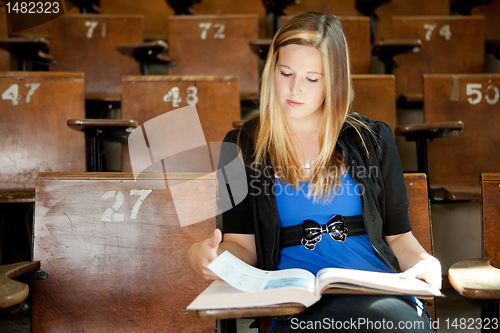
left=101, top=189, right=152, bottom=222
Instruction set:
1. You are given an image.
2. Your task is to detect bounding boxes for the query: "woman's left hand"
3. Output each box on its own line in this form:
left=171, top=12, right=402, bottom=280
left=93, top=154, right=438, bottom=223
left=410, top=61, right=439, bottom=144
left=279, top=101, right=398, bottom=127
left=399, top=256, right=442, bottom=290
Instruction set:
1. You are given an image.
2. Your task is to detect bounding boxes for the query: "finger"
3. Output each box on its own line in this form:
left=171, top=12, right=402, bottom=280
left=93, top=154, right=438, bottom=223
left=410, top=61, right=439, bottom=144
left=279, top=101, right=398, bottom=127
left=207, top=228, right=222, bottom=249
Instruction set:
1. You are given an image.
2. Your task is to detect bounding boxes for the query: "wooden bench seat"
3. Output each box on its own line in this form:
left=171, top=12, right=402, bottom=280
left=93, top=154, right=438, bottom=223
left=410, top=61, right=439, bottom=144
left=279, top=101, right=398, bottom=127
left=22, top=172, right=216, bottom=332
left=448, top=173, right=500, bottom=332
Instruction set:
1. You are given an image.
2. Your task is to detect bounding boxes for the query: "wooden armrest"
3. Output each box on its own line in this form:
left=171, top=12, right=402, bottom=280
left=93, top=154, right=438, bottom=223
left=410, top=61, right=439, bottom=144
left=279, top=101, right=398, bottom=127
left=0, top=189, right=35, bottom=203
left=117, top=40, right=173, bottom=65
left=232, top=120, right=243, bottom=129
left=0, top=261, right=40, bottom=308
left=431, top=185, right=481, bottom=202
left=67, top=119, right=138, bottom=132
left=371, top=39, right=421, bottom=60
left=395, top=121, right=464, bottom=141
left=448, top=258, right=500, bottom=299
left=197, top=303, right=306, bottom=320
left=249, top=39, right=271, bottom=61
left=0, top=37, right=55, bottom=64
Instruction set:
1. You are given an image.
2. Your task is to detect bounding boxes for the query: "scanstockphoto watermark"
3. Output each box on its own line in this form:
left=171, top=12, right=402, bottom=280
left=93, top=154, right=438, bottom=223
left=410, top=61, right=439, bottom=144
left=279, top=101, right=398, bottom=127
left=290, top=317, right=428, bottom=331
left=248, top=162, right=380, bottom=181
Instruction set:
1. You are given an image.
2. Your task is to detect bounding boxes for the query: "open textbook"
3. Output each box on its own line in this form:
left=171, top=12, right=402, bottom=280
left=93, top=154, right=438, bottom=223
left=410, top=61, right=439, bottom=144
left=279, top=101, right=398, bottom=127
left=186, top=251, right=442, bottom=311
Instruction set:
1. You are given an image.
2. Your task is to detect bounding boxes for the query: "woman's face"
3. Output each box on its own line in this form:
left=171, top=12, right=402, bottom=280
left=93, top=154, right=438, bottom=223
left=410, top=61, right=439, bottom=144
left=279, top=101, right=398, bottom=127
left=274, top=44, right=325, bottom=124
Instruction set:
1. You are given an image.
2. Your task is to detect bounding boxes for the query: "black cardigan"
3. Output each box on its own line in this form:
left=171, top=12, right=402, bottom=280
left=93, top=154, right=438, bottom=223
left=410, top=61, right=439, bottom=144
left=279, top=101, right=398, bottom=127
left=219, top=115, right=411, bottom=273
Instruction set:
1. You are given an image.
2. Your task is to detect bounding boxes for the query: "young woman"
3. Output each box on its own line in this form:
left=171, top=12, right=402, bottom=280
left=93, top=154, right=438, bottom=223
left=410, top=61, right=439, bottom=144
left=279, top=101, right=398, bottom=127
left=188, top=12, right=441, bottom=332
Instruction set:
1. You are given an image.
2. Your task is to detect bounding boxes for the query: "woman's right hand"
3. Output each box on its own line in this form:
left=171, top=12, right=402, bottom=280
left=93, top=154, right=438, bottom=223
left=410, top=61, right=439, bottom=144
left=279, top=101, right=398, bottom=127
left=187, top=228, right=223, bottom=280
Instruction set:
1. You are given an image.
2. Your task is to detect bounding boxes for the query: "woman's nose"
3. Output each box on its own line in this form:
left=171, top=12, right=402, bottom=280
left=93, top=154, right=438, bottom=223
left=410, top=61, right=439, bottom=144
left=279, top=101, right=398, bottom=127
left=291, top=77, right=303, bottom=95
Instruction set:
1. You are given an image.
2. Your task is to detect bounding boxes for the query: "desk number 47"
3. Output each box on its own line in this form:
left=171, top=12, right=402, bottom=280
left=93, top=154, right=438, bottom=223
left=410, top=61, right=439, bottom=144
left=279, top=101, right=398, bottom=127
left=2, top=83, right=41, bottom=105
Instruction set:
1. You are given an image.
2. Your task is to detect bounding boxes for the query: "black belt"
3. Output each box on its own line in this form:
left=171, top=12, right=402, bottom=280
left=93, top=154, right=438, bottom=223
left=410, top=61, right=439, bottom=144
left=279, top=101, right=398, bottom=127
left=280, top=214, right=366, bottom=250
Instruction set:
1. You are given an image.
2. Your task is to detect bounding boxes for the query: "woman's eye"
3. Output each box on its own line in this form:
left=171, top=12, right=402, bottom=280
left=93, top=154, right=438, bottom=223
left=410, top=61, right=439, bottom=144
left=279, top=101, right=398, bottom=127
left=280, top=71, right=292, bottom=77
left=308, top=78, right=319, bottom=83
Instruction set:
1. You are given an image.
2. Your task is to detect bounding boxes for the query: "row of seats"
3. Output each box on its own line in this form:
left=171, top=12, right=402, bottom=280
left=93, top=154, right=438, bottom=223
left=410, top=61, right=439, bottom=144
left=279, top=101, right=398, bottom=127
left=1, top=171, right=498, bottom=332
left=0, top=0, right=499, bottom=331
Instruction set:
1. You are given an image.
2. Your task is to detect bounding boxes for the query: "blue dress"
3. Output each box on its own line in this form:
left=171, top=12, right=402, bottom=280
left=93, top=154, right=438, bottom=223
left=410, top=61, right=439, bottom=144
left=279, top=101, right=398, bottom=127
left=275, top=172, right=393, bottom=275
left=273, top=173, right=424, bottom=324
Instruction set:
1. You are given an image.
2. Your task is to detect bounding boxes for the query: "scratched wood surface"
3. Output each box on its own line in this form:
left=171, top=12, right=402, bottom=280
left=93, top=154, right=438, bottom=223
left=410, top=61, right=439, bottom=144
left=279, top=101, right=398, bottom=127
left=168, top=15, right=259, bottom=95
left=121, top=75, right=240, bottom=172
left=424, top=74, right=500, bottom=193
left=392, top=16, right=484, bottom=101
left=0, top=72, right=85, bottom=190
left=32, top=172, right=216, bottom=332
left=48, top=14, right=143, bottom=95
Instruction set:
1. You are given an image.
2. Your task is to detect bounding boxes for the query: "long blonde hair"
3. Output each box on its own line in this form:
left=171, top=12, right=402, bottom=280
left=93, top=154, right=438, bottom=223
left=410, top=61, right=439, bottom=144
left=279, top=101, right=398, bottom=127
left=248, top=12, right=365, bottom=203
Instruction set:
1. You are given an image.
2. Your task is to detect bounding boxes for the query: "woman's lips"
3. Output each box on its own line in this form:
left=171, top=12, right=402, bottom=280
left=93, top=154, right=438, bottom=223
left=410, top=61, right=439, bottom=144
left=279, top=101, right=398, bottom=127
left=286, top=99, right=304, bottom=107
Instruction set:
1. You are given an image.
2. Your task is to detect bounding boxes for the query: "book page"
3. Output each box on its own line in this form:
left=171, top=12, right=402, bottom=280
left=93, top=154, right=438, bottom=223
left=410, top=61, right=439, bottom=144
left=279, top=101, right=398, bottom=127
left=208, top=251, right=315, bottom=293
left=316, top=267, right=442, bottom=297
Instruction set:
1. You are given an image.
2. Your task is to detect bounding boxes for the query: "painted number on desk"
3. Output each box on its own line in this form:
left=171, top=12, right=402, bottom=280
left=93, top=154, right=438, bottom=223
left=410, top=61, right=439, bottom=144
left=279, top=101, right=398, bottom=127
left=2, top=83, right=40, bottom=105
left=424, top=23, right=452, bottom=41
left=467, top=83, right=499, bottom=105
left=101, top=189, right=152, bottom=221
left=199, top=22, right=226, bottom=40
left=163, top=86, right=198, bottom=107
left=85, top=21, right=106, bottom=38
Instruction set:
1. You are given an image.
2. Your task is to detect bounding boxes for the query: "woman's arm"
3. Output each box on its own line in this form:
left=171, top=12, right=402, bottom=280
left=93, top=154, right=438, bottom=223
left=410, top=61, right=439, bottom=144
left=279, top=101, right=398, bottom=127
left=385, top=231, right=442, bottom=290
left=187, top=229, right=258, bottom=280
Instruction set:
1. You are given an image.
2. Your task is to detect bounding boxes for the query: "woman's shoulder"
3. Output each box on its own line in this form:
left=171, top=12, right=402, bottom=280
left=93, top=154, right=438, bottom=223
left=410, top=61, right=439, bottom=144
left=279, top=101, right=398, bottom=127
left=342, top=112, right=393, bottom=139
left=223, top=115, right=259, bottom=144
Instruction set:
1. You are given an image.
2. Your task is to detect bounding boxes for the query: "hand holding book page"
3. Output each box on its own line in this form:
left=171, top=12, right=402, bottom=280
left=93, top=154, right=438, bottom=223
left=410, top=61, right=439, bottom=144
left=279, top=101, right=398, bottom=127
left=186, top=251, right=442, bottom=311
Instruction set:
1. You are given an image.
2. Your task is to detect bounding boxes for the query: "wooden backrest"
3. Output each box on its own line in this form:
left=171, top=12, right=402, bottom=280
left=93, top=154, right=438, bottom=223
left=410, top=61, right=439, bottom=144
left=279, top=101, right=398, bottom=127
left=374, top=0, right=449, bottom=41
left=351, top=74, right=396, bottom=131
left=481, top=173, right=500, bottom=269
left=283, top=0, right=360, bottom=17
left=392, top=16, right=484, bottom=100
left=0, top=6, right=9, bottom=70
left=404, top=173, right=434, bottom=318
left=0, top=72, right=85, bottom=190
left=121, top=75, right=241, bottom=172
left=100, top=0, right=173, bottom=40
left=471, top=0, right=500, bottom=43
left=280, top=16, right=371, bottom=75
left=192, top=0, right=267, bottom=38
left=167, top=15, right=259, bottom=95
left=424, top=74, right=500, bottom=188
left=48, top=14, right=143, bottom=94
left=32, top=172, right=216, bottom=332
left=405, top=173, right=433, bottom=254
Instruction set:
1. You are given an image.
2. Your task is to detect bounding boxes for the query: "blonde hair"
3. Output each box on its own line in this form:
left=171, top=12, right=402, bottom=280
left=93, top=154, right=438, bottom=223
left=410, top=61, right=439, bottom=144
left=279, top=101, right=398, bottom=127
left=246, top=12, right=367, bottom=203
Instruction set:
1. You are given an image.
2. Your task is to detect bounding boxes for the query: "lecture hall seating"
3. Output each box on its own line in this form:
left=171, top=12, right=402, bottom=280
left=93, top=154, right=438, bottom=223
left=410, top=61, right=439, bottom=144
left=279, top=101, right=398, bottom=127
left=448, top=173, right=500, bottom=333
left=120, top=75, right=241, bottom=172
left=375, top=16, right=485, bottom=105
left=167, top=14, right=260, bottom=103
left=396, top=74, right=500, bottom=202
left=0, top=172, right=216, bottom=332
